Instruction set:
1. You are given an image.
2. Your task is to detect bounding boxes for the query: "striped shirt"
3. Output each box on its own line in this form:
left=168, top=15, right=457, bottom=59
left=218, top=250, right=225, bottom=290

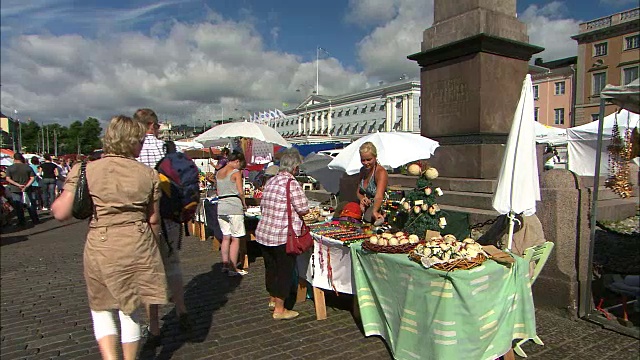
left=255, top=172, right=309, bottom=247
left=136, top=134, right=165, bottom=168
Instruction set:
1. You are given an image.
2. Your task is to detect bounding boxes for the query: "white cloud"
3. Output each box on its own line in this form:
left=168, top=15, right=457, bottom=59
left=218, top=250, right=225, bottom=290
left=352, top=0, right=434, bottom=82
left=345, top=0, right=398, bottom=27
left=1, top=16, right=368, bottom=125
left=520, top=2, right=581, bottom=62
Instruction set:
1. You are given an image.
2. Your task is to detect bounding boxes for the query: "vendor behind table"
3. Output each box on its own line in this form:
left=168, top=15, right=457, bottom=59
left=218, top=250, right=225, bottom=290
left=356, top=142, right=388, bottom=224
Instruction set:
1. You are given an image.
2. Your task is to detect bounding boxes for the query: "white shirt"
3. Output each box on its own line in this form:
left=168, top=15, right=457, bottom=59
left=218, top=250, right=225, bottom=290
left=136, top=133, right=166, bottom=168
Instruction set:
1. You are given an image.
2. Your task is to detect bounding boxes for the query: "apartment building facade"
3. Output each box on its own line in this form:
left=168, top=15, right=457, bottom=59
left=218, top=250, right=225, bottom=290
left=572, top=7, right=640, bottom=126
left=529, top=57, right=577, bottom=129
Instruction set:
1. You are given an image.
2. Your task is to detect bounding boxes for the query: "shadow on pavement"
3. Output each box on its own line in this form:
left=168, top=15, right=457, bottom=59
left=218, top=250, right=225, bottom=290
left=139, top=262, right=242, bottom=360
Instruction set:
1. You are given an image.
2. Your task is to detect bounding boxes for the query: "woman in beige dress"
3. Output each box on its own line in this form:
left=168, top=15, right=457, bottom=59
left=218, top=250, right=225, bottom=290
left=52, top=115, right=168, bottom=360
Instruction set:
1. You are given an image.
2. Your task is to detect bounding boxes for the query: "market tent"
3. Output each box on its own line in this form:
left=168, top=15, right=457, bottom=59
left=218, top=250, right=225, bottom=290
left=534, top=122, right=567, bottom=146
left=567, top=109, right=639, bottom=176
left=601, top=78, right=640, bottom=114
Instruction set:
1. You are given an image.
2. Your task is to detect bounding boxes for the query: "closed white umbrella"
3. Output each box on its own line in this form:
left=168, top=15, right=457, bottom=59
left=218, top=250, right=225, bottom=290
left=327, top=132, right=439, bottom=175
left=492, top=74, right=541, bottom=250
left=194, top=121, right=291, bottom=148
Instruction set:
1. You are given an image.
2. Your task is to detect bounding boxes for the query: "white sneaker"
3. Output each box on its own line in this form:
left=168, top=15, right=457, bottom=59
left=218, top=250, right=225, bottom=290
left=42, top=207, right=49, bottom=211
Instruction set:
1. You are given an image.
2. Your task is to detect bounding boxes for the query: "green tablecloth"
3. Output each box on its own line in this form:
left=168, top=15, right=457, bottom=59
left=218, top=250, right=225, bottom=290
left=351, top=244, right=537, bottom=360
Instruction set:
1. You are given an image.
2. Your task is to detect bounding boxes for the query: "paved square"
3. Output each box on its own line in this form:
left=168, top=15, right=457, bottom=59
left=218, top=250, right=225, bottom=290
left=1, top=217, right=638, bottom=359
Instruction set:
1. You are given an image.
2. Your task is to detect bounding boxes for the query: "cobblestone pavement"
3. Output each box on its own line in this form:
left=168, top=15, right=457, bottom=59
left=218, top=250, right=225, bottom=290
left=1, top=216, right=638, bottom=359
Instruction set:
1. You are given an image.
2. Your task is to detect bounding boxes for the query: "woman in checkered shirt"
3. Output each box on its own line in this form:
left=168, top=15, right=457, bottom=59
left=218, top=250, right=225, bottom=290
left=255, top=148, right=309, bottom=320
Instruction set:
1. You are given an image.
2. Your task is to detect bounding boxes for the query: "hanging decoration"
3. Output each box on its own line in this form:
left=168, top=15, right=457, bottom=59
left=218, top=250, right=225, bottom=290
left=604, top=114, right=634, bottom=198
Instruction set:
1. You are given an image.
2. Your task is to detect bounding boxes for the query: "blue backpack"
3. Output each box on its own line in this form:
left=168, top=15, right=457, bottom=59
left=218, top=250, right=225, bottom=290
left=155, top=144, right=201, bottom=224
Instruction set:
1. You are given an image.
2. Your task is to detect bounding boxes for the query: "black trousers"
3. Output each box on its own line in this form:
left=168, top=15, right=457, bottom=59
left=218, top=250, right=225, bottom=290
left=261, top=244, right=295, bottom=300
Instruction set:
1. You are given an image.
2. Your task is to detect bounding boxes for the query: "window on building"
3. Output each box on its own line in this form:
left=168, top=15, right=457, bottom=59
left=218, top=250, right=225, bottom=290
left=594, top=42, right=607, bottom=56
left=534, top=107, right=539, bottom=122
left=591, top=113, right=600, bottom=122
left=554, top=108, right=565, bottom=125
left=533, top=85, right=539, bottom=99
left=623, top=66, right=639, bottom=85
left=554, top=81, right=565, bottom=95
left=592, top=72, right=606, bottom=95
left=625, top=35, right=639, bottom=50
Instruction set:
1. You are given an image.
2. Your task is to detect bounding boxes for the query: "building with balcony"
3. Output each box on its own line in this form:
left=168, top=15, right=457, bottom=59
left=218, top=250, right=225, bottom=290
left=529, top=57, right=578, bottom=128
left=274, top=81, right=420, bottom=144
left=572, top=7, right=640, bottom=126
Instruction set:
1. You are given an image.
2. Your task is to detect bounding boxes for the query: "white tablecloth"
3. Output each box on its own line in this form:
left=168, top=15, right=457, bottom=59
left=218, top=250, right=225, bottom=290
left=296, top=233, right=354, bottom=294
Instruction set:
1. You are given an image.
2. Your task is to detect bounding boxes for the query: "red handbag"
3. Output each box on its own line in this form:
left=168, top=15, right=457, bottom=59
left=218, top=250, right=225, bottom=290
left=285, top=179, right=313, bottom=255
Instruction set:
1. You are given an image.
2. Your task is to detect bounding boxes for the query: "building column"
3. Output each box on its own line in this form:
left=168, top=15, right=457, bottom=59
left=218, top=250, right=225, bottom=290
left=390, top=97, right=397, bottom=131
left=298, top=115, right=302, bottom=134
left=327, top=109, right=333, bottom=135
left=386, top=98, right=393, bottom=131
left=408, top=94, right=414, bottom=131
left=315, top=112, right=319, bottom=133
left=402, top=94, right=408, bottom=131
left=321, top=111, right=326, bottom=133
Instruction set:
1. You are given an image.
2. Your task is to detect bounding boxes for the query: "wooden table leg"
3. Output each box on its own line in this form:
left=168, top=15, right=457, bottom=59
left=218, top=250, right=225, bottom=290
left=352, top=294, right=361, bottom=322
left=296, top=279, right=308, bottom=304
left=212, top=237, right=221, bottom=252
left=502, top=348, right=515, bottom=360
left=243, top=254, right=249, bottom=270
left=199, top=222, right=206, bottom=241
left=312, top=286, right=327, bottom=321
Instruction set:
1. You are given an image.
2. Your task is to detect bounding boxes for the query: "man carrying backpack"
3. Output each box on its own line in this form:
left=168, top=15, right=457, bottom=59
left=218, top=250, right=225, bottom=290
left=134, top=108, right=191, bottom=344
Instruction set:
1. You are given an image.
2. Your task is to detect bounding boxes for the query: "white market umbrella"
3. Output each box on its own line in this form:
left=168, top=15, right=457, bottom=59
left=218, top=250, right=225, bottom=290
left=534, top=122, right=567, bottom=146
left=327, top=132, right=439, bottom=175
left=492, top=74, right=541, bottom=250
left=300, top=152, right=343, bottom=194
left=195, top=121, right=291, bottom=148
left=0, top=154, right=12, bottom=166
left=173, top=140, right=204, bottom=152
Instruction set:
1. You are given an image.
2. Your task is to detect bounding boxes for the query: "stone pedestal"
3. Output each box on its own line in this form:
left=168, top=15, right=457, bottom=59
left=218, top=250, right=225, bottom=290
left=535, top=170, right=591, bottom=318
left=408, top=0, right=543, bottom=178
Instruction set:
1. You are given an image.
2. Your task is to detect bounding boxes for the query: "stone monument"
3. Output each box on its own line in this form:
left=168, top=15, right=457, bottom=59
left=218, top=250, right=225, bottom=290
left=408, top=0, right=543, bottom=179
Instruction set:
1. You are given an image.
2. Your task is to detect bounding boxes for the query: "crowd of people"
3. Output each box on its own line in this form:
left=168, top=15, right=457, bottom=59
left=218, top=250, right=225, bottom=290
left=2, top=106, right=391, bottom=359
left=0, top=153, right=74, bottom=227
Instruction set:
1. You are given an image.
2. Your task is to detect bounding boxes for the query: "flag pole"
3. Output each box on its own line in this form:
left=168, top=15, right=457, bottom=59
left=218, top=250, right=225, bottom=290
left=316, top=46, right=319, bottom=95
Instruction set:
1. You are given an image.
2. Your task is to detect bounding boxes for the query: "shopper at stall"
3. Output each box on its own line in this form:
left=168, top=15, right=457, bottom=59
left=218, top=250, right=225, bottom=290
left=216, top=151, right=248, bottom=276
left=29, top=156, right=43, bottom=210
left=4, top=153, right=40, bottom=226
left=40, top=154, right=58, bottom=210
left=134, top=107, right=190, bottom=342
left=255, top=148, right=309, bottom=320
left=51, top=115, right=168, bottom=360
left=356, top=142, right=388, bottom=224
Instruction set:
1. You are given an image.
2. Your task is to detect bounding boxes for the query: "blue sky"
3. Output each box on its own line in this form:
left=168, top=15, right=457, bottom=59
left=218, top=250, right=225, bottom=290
left=1, top=0, right=637, bottom=125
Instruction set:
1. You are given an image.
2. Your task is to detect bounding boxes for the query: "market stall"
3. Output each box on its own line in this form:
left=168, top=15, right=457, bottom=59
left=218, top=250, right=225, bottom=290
left=350, top=242, right=536, bottom=360
left=297, top=221, right=370, bottom=320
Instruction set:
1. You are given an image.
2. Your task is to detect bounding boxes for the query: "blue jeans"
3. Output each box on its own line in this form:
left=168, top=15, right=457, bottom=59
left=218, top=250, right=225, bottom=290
left=10, top=190, right=39, bottom=225
left=41, top=178, right=57, bottom=208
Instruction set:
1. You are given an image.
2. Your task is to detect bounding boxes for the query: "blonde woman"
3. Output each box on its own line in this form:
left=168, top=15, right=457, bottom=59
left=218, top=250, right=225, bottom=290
left=356, top=142, right=388, bottom=224
left=52, top=115, right=167, bottom=360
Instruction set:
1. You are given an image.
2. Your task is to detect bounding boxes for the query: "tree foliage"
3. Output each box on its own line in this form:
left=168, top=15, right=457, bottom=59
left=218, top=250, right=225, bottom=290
left=11, top=118, right=102, bottom=155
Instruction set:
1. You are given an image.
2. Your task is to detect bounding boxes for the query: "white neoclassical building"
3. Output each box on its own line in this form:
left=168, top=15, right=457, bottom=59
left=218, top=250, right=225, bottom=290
left=272, top=80, right=421, bottom=144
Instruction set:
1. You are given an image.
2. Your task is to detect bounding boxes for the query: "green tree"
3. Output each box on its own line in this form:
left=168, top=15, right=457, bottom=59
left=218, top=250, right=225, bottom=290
left=80, top=117, right=102, bottom=154
left=19, top=121, right=41, bottom=153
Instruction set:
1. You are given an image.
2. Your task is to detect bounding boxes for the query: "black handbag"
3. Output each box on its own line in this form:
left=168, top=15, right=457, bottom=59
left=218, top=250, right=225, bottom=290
left=72, top=161, right=94, bottom=220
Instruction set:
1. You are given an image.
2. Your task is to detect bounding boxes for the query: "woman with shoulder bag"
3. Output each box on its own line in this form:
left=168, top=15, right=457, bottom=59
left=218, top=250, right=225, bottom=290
left=51, top=115, right=168, bottom=360
left=255, top=148, right=309, bottom=320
